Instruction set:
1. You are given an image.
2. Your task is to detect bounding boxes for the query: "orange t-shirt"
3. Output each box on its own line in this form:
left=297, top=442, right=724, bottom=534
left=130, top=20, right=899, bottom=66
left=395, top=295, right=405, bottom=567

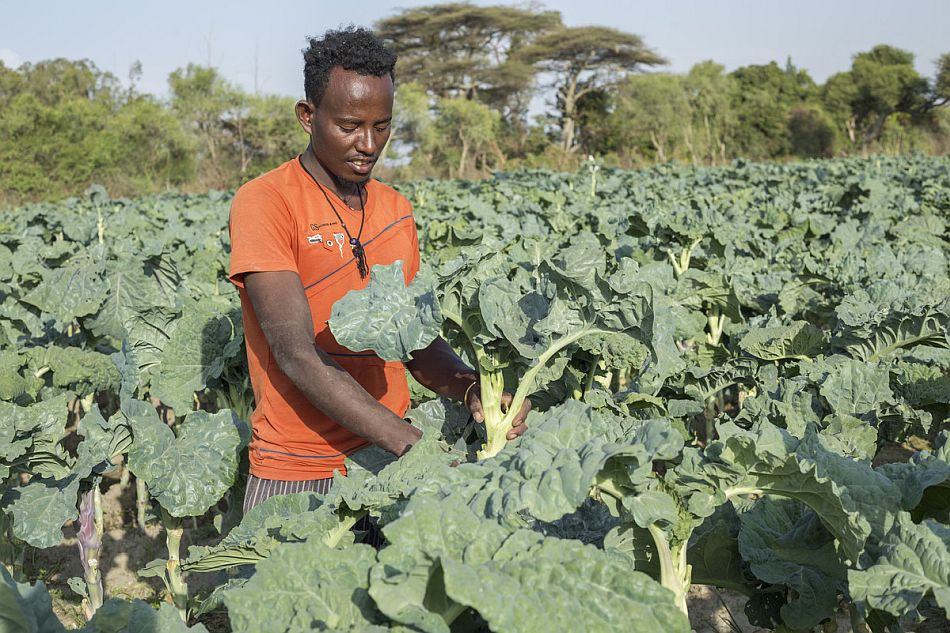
left=228, top=158, right=419, bottom=480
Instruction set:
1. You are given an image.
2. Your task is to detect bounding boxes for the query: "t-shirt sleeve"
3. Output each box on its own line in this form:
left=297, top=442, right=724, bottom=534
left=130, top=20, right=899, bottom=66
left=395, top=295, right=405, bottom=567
left=228, top=181, right=297, bottom=288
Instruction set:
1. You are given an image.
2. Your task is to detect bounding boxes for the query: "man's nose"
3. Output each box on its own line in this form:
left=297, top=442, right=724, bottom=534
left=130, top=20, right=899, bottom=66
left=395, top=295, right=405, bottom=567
left=355, top=128, right=376, bottom=155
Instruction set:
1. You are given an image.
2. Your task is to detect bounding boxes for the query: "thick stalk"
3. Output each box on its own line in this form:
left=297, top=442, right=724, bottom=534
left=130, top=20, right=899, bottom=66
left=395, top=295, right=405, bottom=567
left=161, top=509, right=188, bottom=621
left=668, top=237, right=703, bottom=277
left=136, top=477, right=149, bottom=528
left=705, top=305, right=726, bottom=346
left=647, top=524, right=689, bottom=616
left=475, top=370, right=507, bottom=460
left=476, top=327, right=607, bottom=460
left=77, top=488, right=104, bottom=619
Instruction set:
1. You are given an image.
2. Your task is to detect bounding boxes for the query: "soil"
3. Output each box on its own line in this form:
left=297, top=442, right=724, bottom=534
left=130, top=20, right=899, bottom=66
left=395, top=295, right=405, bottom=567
left=27, top=472, right=222, bottom=631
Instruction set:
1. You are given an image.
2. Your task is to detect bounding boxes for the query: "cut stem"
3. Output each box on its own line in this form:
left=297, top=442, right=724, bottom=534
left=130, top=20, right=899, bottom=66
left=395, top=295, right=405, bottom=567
left=77, top=487, right=105, bottom=619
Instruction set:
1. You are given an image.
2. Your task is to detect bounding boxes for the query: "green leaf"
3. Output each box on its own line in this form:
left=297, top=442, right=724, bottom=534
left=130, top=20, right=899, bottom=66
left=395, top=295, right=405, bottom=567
left=849, top=512, right=950, bottom=619
left=0, top=566, right=66, bottom=633
left=739, top=321, right=826, bottom=360
left=149, top=301, right=243, bottom=412
left=5, top=476, right=80, bottom=548
left=370, top=495, right=690, bottom=633
left=818, top=358, right=892, bottom=419
left=74, top=405, right=132, bottom=478
left=21, top=255, right=107, bottom=325
left=23, top=346, right=119, bottom=396
left=223, top=540, right=382, bottom=632
left=182, top=492, right=355, bottom=572
left=330, top=260, right=442, bottom=362
left=738, top=497, right=846, bottom=629
left=126, top=405, right=245, bottom=517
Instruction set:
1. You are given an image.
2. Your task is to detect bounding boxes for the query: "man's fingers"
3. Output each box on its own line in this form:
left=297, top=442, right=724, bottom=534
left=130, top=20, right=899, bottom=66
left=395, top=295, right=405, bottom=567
left=469, top=398, right=484, bottom=424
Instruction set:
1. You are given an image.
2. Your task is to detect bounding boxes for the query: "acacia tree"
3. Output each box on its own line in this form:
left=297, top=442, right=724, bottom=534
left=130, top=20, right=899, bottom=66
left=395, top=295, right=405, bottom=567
left=374, top=3, right=560, bottom=108
left=515, top=26, right=665, bottom=152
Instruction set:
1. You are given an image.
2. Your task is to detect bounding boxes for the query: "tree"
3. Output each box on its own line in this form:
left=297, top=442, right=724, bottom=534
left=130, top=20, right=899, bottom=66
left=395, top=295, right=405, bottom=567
left=168, top=64, right=302, bottom=188
left=426, top=97, right=502, bottom=178
left=515, top=26, right=666, bottom=152
left=0, top=59, right=192, bottom=202
left=585, top=74, right=690, bottom=164
left=375, top=3, right=560, bottom=107
left=728, top=61, right=815, bottom=159
left=832, top=45, right=950, bottom=152
left=788, top=104, right=837, bottom=158
left=682, top=61, right=736, bottom=164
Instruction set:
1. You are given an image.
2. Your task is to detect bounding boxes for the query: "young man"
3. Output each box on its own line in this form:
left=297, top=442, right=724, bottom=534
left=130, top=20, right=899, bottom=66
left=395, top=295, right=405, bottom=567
left=228, top=27, right=530, bottom=512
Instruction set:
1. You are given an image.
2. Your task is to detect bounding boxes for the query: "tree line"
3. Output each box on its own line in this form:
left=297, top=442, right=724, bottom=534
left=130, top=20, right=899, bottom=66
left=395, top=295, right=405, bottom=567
left=1, top=2, right=948, bottom=205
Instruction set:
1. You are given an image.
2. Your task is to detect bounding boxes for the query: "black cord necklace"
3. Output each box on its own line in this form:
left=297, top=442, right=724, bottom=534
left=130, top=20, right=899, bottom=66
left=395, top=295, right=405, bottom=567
left=298, top=155, right=369, bottom=278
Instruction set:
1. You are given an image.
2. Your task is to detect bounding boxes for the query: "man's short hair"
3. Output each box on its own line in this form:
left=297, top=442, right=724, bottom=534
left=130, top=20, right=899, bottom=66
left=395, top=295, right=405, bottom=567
left=302, top=26, right=397, bottom=106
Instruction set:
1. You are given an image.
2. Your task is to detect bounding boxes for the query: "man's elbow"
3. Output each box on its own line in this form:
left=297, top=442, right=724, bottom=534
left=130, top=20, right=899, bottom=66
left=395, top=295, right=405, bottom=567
left=270, top=337, right=319, bottom=379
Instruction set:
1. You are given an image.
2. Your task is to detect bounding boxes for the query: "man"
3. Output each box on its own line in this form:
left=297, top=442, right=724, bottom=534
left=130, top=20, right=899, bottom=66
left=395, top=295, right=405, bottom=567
left=228, top=27, right=530, bottom=512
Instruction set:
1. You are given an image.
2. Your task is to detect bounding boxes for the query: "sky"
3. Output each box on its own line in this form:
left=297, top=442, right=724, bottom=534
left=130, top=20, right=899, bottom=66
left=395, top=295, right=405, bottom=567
left=1, top=0, right=948, bottom=100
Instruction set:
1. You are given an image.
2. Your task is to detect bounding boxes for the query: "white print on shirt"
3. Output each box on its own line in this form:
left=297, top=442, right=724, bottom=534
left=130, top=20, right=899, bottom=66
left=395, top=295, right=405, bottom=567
left=334, top=233, right=346, bottom=258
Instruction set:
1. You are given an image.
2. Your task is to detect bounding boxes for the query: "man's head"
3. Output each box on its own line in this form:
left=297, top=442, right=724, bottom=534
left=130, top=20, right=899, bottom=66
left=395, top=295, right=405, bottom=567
left=296, top=27, right=396, bottom=186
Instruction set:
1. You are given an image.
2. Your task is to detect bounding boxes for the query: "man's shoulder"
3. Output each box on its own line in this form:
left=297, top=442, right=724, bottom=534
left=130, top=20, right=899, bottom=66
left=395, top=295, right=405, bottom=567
left=235, top=159, right=301, bottom=198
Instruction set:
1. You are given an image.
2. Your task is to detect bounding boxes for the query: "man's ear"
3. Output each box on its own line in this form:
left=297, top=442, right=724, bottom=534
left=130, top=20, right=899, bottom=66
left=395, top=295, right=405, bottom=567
left=295, top=100, right=315, bottom=135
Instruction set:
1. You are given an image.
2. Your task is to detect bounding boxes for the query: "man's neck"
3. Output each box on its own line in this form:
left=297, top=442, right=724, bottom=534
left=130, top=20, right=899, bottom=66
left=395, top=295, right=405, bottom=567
left=300, top=147, right=363, bottom=203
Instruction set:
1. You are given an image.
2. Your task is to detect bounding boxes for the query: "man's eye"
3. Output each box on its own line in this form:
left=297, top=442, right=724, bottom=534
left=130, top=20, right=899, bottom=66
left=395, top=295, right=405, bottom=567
left=375, top=125, right=390, bottom=133
left=339, top=126, right=357, bottom=133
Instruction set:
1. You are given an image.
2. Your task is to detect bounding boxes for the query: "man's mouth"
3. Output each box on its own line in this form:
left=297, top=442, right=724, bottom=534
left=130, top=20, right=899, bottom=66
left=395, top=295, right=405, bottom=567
left=347, top=158, right=375, bottom=174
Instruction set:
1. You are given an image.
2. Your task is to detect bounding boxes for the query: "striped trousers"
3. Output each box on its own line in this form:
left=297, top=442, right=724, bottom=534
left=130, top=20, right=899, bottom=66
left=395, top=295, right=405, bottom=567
left=243, top=474, right=383, bottom=547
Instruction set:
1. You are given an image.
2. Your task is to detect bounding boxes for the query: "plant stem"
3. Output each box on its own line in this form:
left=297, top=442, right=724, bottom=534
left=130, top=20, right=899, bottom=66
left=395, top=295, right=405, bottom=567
left=77, top=487, right=105, bottom=619
left=161, top=508, right=188, bottom=621
left=0, top=514, right=25, bottom=581
left=136, top=477, right=149, bottom=529
left=647, top=524, right=689, bottom=617
left=582, top=354, right=601, bottom=398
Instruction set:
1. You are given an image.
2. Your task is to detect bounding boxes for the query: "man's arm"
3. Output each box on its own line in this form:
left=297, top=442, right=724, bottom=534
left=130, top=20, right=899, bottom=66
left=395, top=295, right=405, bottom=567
left=244, top=270, right=421, bottom=456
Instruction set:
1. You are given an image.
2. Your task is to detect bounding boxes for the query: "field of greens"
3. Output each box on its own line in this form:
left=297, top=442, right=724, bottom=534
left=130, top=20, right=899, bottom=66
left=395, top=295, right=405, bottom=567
left=1, top=156, right=949, bottom=632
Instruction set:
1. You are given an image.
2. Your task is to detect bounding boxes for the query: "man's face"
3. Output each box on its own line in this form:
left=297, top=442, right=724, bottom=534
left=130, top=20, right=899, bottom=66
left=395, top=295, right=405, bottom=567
left=298, top=67, right=394, bottom=185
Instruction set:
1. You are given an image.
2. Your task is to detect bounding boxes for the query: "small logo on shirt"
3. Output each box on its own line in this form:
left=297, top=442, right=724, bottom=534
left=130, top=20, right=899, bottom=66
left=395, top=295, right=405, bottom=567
left=307, top=234, right=324, bottom=245
left=310, top=222, right=337, bottom=231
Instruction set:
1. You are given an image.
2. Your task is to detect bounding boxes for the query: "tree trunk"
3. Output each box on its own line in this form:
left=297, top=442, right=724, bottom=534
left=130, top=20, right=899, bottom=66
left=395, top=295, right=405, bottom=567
left=860, top=111, right=891, bottom=155
left=650, top=130, right=667, bottom=162
left=703, top=114, right=714, bottom=164
left=684, top=123, right=697, bottom=165
left=458, top=136, right=469, bottom=178
left=560, top=73, right=579, bottom=153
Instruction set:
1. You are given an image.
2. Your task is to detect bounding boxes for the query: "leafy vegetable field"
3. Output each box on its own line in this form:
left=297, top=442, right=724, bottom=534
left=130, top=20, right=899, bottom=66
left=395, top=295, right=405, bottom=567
left=1, top=156, right=949, bottom=632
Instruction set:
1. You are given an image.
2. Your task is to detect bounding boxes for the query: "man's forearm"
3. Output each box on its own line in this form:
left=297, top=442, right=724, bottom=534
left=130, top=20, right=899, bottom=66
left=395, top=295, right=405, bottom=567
left=407, top=337, right=478, bottom=402
left=276, top=343, right=420, bottom=456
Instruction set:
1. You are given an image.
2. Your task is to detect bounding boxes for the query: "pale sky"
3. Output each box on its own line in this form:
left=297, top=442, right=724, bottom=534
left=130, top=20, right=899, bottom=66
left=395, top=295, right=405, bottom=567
left=1, top=0, right=947, bottom=99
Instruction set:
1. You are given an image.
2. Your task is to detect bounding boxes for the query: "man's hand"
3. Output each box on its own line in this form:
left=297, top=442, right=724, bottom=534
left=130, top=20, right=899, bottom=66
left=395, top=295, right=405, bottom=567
left=466, top=387, right=532, bottom=440
left=405, top=337, right=531, bottom=440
